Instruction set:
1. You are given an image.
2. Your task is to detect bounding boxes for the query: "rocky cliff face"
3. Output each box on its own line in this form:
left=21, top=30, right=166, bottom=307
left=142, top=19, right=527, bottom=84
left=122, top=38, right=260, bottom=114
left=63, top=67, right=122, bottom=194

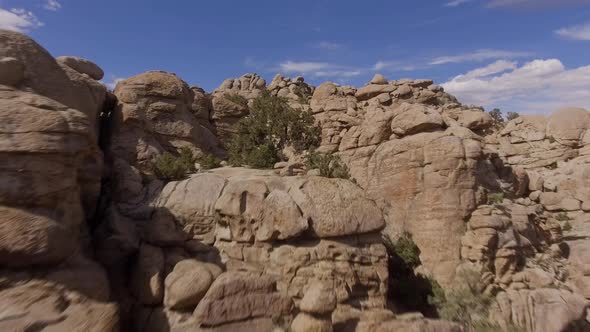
left=1, top=30, right=589, bottom=332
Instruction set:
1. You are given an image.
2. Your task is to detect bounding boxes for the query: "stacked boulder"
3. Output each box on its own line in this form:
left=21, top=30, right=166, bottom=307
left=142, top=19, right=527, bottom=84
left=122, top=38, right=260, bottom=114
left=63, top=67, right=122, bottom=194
left=308, top=74, right=494, bottom=286
left=0, top=29, right=118, bottom=331
left=210, top=73, right=266, bottom=144
left=267, top=74, right=315, bottom=107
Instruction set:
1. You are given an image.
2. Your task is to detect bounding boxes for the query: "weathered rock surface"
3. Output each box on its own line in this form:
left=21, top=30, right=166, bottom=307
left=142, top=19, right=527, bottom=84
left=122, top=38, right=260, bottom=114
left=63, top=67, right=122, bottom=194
left=5, top=29, right=590, bottom=332
left=56, top=56, right=105, bottom=80
left=194, top=271, right=292, bottom=326
left=0, top=30, right=118, bottom=331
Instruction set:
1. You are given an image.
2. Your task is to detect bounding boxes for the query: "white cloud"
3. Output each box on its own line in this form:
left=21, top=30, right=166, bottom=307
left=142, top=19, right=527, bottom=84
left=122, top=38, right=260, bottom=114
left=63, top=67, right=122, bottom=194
left=102, top=76, right=125, bottom=90
left=316, top=41, right=342, bottom=50
left=279, top=61, right=362, bottom=79
left=445, top=0, right=473, bottom=7
left=373, top=60, right=418, bottom=72
left=44, top=0, right=61, bottom=11
left=442, top=59, right=590, bottom=114
left=0, top=7, right=43, bottom=32
left=556, top=22, right=590, bottom=41
left=430, top=49, right=531, bottom=65
left=456, top=60, right=517, bottom=80
left=487, top=0, right=590, bottom=8
left=280, top=61, right=330, bottom=73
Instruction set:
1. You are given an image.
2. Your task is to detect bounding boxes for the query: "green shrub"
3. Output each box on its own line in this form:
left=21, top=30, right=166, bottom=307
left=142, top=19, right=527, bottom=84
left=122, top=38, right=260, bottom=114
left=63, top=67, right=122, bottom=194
left=488, top=108, right=504, bottom=125
left=197, top=153, right=221, bottom=170
left=562, top=221, right=573, bottom=232
left=306, top=152, right=351, bottom=179
left=555, top=212, right=571, bottom=222
left=228, top=92, right=320, bottom=168
left=152, top=147, right=195, bottom=181
left=429, top=269, right=493, bottom=331
left=487, top=193, right=504, bottom=205
left=547, top=136, right=556, bottom=144
left=224, top=93, right=248, bottom=107
left=386, top=232, right=421, bottom=269
left=506, top=112, right=520, bottom=121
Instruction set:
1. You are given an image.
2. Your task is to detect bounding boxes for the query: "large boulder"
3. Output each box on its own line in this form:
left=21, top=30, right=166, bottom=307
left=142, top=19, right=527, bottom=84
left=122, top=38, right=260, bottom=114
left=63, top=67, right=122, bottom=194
left=112, top=71, right=224, bottom=169
left=0, top=30, right=116, bottom=331
left=193, top=271, right=293, bottom=326
left=56, top=56, right=104, bottom=80
left=492, top=288, right=589, bottom=332
left=163, top=259, right=215, bottom=310
left=0, top=30, right=107, bottom=133
left=546, top=107, right=590, bottom=146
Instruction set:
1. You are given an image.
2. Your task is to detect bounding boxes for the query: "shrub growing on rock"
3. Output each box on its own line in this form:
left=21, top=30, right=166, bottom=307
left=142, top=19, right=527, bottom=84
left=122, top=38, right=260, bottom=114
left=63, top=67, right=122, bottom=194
left=488, top=108, right=504, bottom=125
left=486, top=193, right=504, bottom=205
left=152, top=147, right=196, bottom=180
left=197, top=153, right=221, bottom=170
left=428, top=269, right=525, bottom=332
left=228, top=92, right=320, bottom=168
left=306, top=152, right=351, bottom=179
left=506, top=112, right=520, bottom=121
left=384, top=232, right=441, bottom=313
left=224, top=93, right=248, bottom=107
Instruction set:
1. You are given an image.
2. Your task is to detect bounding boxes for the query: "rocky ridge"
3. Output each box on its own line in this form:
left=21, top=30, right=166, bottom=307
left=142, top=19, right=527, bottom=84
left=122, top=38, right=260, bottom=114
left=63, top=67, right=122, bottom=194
left=1, top=29, right=589, bottom=332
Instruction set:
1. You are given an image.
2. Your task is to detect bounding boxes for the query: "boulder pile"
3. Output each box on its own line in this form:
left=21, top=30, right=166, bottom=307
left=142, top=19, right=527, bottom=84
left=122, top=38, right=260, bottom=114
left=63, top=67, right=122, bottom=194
left=1, top=30, right=589, bottom=332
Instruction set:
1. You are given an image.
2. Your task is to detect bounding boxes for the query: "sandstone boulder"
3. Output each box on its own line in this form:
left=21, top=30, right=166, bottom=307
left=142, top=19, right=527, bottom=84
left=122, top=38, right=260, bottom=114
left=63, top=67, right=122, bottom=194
left=299, top=281, right=337, bottom=314
left=193, top=271, right=293, bottom=326
left=390, top=103, right=444, bottom=136
left=56, top=56, right=104, bottom=80
left=164, top=259, right=214, bottom=310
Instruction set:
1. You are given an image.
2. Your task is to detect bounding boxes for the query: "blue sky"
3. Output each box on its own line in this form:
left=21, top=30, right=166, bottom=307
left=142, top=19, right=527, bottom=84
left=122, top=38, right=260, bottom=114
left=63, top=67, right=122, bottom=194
left=1, top=0, right=590, bottom=114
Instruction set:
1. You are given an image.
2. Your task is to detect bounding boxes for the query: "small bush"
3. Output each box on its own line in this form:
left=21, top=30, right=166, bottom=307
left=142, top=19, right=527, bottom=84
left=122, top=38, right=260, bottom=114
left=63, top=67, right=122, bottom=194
left=152, top=147, right=195, bottom=181
left=197, top=153, right=221, bottom=170
left=555, top=212, right=571, bottom=222
left=562, top=221, right=573, bottom=232
left=547, top=136, right=556, bottom=144
left=224, top=93, right=248, bottom=107
left=228, top=92, right=320, bottom=168
left=488, top=108, right=504, bottom=125
left=306, top=152, right=351, bottom=179
left=388, top=232, right=421, bottom=269
left=429, top=269, right=495, bottom=331
left=506, top=112, right=520, bottom=121
left=487, top=193, right=504, bottom=205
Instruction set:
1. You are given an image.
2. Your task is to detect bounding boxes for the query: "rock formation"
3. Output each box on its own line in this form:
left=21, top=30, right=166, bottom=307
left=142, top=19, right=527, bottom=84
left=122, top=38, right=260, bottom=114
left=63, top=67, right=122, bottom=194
left=1, top=29, right=589, bottom=332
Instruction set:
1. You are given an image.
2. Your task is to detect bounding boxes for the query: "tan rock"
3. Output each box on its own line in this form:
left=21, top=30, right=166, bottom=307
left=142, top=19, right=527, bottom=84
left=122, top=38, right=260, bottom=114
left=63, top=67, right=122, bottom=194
left=56, top=56, right=104, bottom=80
left=370, top=73, right=388, bottom=85
left=0, top=56, right=24, bottom=86
left=299, top=281, right=337, bottom=314
left=194, top=271, right=293, bottom=326
left=390, top=103, right=444, bottom=136
left=546, top=107, right=590, bottom=146
left=291, top=313, right=332, bottom=332
left=164, top=259, right=214, bottom=310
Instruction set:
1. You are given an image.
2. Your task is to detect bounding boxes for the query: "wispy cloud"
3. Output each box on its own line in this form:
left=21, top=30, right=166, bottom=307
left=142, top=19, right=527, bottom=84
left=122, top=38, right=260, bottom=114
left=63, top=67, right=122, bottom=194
left=315, top=41, right=342, bottom=50
left=373, top=60, right=418, bottom=72
left=430, top=49, right=532, bottom=65
left=456, top=60, right=517, bottom=80
left=44, top=0, right=61, bottom=11
left=0, top=7, right=43, bottom=32
left=445, top=0, right=473, bottom=7
left=102, top=75, right=125, bottom=90
left=442, top=58, right=590, bottom=114
left=487, top=0, right=590, bottom=8
left=278, top=60, right=362, bottom=79
left=556, top=22, right=590, bottom=41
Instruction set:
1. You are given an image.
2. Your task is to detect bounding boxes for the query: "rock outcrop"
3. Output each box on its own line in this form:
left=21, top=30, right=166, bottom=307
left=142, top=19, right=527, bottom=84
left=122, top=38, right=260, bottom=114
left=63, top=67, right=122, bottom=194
left=0, top=29, right=118, bottom=331
left=3, top=30, right=590, bottom=332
